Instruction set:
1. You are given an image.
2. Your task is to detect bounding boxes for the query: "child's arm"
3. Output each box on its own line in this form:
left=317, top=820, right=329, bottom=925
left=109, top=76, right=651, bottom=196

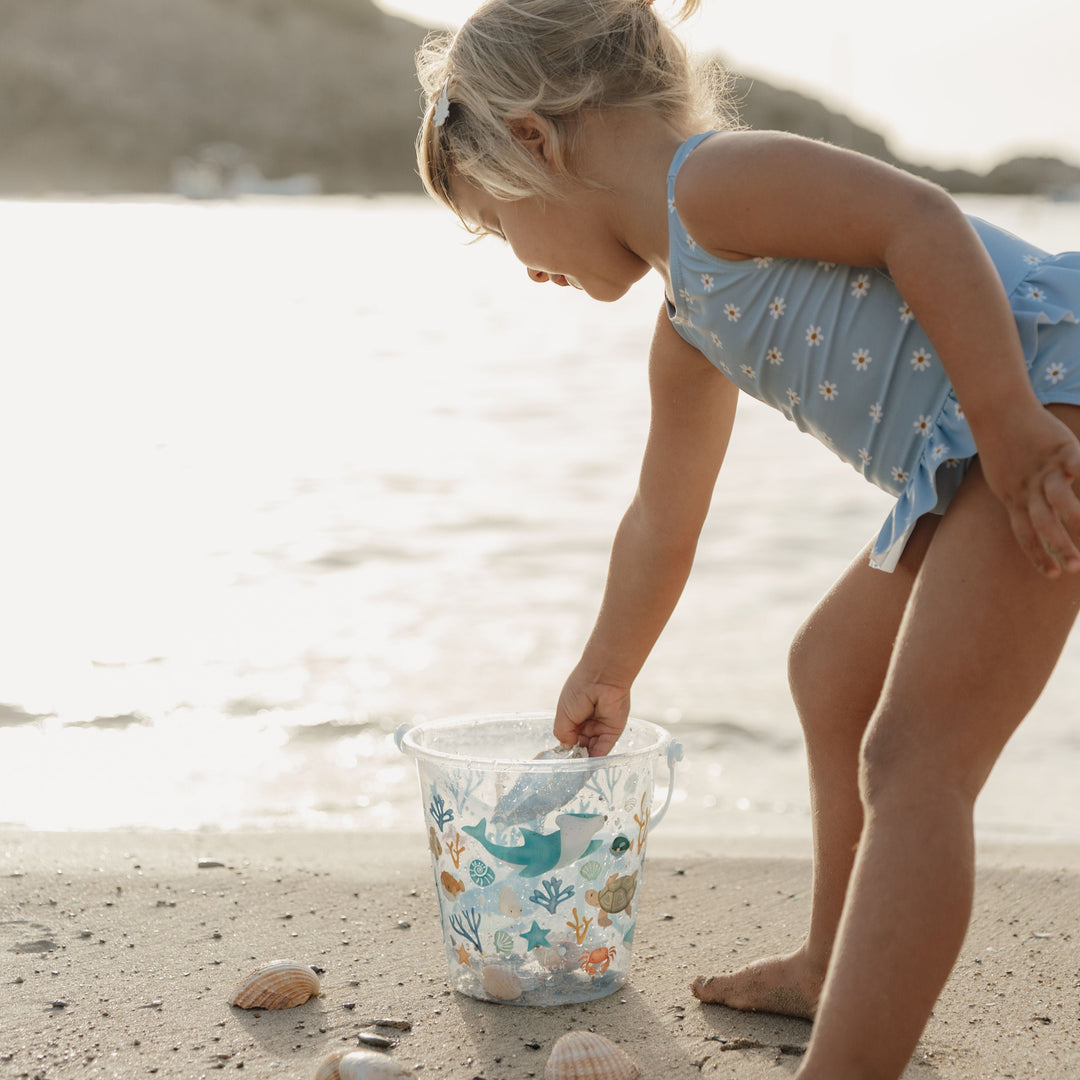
left=676, top=131, right=1080, bottom=577
left=553, top=308, right=738, bottom=756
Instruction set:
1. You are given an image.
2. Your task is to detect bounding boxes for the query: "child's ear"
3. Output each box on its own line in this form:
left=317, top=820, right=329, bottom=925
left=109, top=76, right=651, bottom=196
left=508, top=115, right=555, bottom=167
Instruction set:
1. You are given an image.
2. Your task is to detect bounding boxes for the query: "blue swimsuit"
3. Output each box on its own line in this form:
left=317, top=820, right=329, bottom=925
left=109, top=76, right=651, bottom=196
left=666, top=132, right=1080, bottom=571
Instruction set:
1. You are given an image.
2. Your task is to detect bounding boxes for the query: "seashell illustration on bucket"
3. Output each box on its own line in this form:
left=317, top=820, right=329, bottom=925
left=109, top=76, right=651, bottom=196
left=396, top=712, right=682, bottom=1006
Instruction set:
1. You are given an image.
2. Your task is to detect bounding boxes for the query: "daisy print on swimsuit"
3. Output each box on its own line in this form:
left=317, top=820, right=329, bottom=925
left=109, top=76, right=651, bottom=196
left=806, top=325, right=825, bottom=346
left=1046, top=361, right=1068, bottom=384
left=766, top=346, right=783, bottom=365
left=852, top=348, right=872, bottom=372
left=768, top=296, right=786, bottom=319
left=911, top=347, right=933, bottom=372
left=850, top=273, right=872, bottom=298
left=899, top=301, right=915, bottom=324
left=913, top=415, right=933, bottom=437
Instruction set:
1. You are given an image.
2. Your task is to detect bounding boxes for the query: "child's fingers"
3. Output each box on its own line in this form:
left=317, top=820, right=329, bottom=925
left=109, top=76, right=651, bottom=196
left=1006, top=509, right=1058, bottom=578
left=1036, top=467, right=1080, bottom=572
left=1008, top=493, right=1059, bottom=577
left=1026, top=491, right=1080, bottom=577
left=1043, top=467, right=1080, bottom=556
left=592, top=736, right=619, bottom=757
left=552, top=713, right=580, bottom=746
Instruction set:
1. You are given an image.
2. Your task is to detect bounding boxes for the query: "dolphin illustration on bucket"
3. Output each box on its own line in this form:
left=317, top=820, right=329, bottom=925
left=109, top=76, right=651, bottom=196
left=396, top=712, right=682, bottom=1005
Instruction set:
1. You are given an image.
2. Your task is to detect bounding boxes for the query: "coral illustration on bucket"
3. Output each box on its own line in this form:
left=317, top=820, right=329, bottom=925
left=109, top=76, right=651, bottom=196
left=396, top=712, right=682, bottom=1006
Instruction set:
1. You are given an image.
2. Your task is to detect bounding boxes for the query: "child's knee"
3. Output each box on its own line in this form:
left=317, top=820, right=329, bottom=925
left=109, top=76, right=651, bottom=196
left=857, top=712, right=980, bottom=814
left=787, top=618, right=826, bottom=719
left=786, top=613, right=878, bottom=734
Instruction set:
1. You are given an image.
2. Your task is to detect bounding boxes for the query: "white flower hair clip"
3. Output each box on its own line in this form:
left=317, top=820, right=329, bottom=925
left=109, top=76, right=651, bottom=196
left=433, top=82, right=451, bottom=128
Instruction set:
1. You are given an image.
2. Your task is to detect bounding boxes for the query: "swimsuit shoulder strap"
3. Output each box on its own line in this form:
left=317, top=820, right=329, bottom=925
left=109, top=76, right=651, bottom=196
left=666, top=131, right=719, bottom=201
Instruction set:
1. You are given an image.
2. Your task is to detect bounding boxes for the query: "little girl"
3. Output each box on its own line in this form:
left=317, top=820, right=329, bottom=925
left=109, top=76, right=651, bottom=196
left=416, top=2, right=1080, bottom=1076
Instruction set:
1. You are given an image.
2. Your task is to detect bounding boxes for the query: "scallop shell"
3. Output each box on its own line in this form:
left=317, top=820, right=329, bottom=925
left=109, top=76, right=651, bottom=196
left=579, top=860, right=603, bottom=881
left=314, top=1050, right=352, bottom=1080
left=544, top=1031, right=639, bottom=1080
left=229, top=960, right=321, bottom=1009
left=493, top=929, right=514, bottom=956
left=315, top=1049, right=413, bottom=1080
left=480, top=962, right=523, bottom=1001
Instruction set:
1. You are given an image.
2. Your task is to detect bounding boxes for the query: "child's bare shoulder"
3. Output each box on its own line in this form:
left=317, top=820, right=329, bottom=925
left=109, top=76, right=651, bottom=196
left=673, top=129, right=937, bottom=266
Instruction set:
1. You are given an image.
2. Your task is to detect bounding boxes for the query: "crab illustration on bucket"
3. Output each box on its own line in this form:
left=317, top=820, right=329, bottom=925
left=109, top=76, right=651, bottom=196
left=395, top=712, right=682, bottom=1006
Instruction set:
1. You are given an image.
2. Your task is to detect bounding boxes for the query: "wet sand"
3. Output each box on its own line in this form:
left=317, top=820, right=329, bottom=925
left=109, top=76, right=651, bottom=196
left=2, top=829, right=1077, bottom=1078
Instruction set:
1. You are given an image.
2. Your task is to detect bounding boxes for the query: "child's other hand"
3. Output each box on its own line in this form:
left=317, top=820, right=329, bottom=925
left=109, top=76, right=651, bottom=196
left=981, top=407, right=1080, bottom=577
left=553, top=670, right=630, bottom=758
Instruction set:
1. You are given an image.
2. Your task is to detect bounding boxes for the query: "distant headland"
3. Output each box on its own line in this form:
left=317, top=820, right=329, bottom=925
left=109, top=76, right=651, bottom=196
left=2, top=0, right=1078, bottom=199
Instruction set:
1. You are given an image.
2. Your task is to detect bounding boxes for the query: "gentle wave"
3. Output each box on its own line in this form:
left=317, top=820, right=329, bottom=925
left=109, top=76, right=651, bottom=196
left=2, top=194, right=1079, bottom=843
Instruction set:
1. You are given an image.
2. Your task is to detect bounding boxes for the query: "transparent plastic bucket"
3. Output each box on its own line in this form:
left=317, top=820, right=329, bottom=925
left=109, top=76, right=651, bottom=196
left=395, top=712, right=682, bottom=1006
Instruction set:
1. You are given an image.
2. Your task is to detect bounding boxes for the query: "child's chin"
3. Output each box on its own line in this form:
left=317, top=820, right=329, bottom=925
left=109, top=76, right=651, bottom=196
left=589, top=284, right=632, bottom=303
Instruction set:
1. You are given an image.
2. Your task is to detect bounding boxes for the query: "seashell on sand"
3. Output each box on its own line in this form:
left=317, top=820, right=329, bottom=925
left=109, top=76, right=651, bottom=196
left=315, top=1049, right=414, bottom=1080
left=314, top=1050, right=353, bottom=1080
left=544, top=1031, right=640, bottom=1080
left=229, top=960, right=321, bottom=1010
left=480, top=963, right=523, bottom=1001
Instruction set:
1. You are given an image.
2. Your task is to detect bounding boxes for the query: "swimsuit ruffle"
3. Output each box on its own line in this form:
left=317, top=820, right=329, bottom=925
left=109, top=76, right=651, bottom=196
left=871, top=250, right=1080, bottom=571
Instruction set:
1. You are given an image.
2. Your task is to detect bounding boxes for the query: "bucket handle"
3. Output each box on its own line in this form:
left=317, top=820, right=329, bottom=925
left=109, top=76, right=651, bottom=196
left=651, top=739, right=683, bottom=829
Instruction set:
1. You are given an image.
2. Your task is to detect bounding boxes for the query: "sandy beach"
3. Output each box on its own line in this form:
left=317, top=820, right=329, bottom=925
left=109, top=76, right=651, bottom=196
left=3, top=829, right=1077, bottom=1079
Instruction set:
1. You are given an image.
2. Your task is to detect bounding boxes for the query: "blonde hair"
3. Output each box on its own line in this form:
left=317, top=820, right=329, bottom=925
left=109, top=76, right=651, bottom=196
left=416, top=0, right=726, bottom=221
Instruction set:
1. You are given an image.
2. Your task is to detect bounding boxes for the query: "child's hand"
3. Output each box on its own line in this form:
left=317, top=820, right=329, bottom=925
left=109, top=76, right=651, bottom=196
left=980, top=406, right=1080, bottom=577
left=553, top=670, right=631, bottom=758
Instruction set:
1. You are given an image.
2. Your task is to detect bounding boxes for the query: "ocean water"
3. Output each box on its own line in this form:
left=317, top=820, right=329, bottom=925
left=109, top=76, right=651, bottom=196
left=2, top=192, right=1079, bottom=845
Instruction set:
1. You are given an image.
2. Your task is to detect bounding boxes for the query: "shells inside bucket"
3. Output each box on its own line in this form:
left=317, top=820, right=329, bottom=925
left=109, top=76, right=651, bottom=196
left=544, top=1031, right=640, bottom=1080
left=229, top=960, right=321, bottom=1009
left=315, top=1050, right=414, bottom=1080
left=480, top=962, right=523, bottom=1001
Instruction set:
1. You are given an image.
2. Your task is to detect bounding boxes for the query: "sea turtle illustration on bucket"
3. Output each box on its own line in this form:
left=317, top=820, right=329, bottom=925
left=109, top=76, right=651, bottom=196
left=584, top=870, right=638, bottom=927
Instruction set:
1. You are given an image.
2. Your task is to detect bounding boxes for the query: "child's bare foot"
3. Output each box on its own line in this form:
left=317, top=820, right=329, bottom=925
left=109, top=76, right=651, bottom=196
left=690, top=950, right=824, bottom=1020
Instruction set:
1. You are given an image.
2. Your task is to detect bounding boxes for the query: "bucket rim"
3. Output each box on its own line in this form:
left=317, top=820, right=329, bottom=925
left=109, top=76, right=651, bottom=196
left=396, top=710, right=671, bottom=770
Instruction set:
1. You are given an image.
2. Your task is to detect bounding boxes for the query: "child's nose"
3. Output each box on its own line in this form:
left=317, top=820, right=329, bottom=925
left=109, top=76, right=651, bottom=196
left=527, top=267, right=551, bottom=284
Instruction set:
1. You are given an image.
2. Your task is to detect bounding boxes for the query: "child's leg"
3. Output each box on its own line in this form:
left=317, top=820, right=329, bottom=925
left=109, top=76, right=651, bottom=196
left=691, top=521, right=937, bottom=1017
left=797, top=406, right=1080, bottom=1079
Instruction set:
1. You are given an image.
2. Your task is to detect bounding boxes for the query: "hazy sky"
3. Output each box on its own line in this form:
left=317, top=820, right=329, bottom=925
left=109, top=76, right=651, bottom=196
left=380, top=0, right=1080, bottom=172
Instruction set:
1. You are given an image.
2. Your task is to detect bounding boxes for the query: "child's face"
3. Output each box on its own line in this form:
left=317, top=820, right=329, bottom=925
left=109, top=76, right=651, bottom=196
left=451, top=175, right=651, bottom=303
